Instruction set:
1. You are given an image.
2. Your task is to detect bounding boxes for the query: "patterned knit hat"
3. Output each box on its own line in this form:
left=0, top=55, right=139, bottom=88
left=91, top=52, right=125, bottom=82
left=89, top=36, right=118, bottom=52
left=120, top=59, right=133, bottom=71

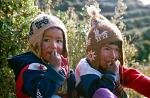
left=28, top=13, right=68, bottom=58
left=86, top=6, right=124, bottom=70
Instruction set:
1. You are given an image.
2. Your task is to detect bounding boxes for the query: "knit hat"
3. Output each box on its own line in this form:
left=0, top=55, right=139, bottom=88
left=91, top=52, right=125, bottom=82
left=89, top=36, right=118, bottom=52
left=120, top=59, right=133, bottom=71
left=86, top=6, right=124, bottom=70
left=28, top=13, right=68, bottom=58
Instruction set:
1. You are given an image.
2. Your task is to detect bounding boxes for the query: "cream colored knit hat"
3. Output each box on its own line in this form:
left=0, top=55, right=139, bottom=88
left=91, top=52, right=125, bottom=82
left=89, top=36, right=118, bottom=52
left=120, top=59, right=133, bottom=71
left=86, top=6, right=124, bottom=70
left=29, top=13, right=68, bottom=58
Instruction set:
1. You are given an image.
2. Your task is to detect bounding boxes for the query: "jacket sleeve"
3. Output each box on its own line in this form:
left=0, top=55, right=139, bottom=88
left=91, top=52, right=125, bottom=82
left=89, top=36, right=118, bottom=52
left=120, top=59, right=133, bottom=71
left=121, top=66, right=150, bottom=97
left=75, top=59, right=117, bottom=98
left=20, top=63, right=65, bottom=98
left=77, top=72, right=117, bottom=98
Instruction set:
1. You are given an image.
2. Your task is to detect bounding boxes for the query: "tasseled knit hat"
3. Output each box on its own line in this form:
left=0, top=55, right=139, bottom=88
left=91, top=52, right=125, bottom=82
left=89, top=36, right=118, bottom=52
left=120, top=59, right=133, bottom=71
left=28, top=13, right=68, bottom=58
left=86, top=6, right=124, bottom=70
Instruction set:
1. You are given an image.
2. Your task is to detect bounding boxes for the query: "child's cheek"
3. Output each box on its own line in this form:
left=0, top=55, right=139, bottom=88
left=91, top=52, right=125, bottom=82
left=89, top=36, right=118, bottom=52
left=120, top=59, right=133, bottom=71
left=57, top=46, right=63, bottom=54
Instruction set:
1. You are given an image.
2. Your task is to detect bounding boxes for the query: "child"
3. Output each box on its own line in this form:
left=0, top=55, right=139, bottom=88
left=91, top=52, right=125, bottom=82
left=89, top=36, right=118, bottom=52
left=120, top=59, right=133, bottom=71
left=75, top=6, right=150, bottom=98
left=8, top=13, right=76, bottom=98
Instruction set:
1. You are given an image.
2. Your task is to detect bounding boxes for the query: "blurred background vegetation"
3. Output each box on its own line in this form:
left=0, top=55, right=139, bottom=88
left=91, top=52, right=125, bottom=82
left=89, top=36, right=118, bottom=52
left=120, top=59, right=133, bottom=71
left=0, top=0, right=149, bottom=97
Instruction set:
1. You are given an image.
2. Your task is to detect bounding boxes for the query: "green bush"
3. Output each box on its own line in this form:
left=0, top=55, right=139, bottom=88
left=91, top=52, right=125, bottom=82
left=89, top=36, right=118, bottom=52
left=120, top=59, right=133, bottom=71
left=0, top=0, right=39, bottom=97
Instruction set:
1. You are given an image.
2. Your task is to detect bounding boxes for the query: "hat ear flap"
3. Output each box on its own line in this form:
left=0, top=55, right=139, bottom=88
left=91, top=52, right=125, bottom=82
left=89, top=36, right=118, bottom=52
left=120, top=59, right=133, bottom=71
left=62, top=32, right=68, bottom=58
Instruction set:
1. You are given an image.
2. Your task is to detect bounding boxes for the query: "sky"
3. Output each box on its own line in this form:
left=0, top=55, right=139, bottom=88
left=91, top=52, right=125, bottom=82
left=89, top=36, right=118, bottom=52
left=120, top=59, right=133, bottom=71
left=138, top=0, right=150, bottom=5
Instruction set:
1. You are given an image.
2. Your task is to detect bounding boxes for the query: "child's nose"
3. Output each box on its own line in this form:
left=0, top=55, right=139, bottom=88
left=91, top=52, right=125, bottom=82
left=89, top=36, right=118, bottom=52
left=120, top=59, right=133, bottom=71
left=51, top=41, right=57, bottom=49
left=110, top=50, right=117, bottom=61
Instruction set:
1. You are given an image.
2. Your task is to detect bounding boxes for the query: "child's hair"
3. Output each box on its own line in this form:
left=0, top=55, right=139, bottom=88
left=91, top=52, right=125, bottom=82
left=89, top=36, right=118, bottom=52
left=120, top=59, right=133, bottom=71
left=109, top=41, right=122, bottom=47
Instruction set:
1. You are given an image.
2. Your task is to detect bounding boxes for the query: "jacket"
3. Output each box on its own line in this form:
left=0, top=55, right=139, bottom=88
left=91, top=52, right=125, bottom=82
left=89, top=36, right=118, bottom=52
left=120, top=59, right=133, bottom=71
left=75, top=58, right=117, bottom=98
left=8, top=52, right=76, bottom=98
left=75, top=58, right=150, bottom=98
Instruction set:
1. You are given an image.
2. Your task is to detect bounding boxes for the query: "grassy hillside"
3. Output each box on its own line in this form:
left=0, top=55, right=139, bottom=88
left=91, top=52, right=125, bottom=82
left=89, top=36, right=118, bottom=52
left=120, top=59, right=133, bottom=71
left=55, top=0, right=150, bottom=62
left=99, top=0, right=150, bottom=62
left=53, top=0, right=150, bottom=97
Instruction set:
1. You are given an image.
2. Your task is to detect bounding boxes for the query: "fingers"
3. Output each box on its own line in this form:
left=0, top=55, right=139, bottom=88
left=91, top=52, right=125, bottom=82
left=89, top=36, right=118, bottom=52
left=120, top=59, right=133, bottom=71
left=50, top=51, right=61, bottom=70
left=107, top=60, right=120, bottom=73
left=51, top=51, right=61, bottom=60
left=115, top=60, right=120, bottom=66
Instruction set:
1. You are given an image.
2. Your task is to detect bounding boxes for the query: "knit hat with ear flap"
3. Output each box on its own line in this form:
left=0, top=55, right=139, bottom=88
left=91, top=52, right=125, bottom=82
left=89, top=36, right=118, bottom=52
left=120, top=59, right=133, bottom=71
left=86, top=6, right=124, bottom=70
left=28, top=13, right=68, bottom=58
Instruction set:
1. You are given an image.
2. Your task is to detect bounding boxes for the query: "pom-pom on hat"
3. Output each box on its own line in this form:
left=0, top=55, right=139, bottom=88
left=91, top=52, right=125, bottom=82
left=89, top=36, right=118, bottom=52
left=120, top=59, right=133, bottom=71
left=86, top=6, right=124, bottom=70
left=28, top=13, right=68, bottom=58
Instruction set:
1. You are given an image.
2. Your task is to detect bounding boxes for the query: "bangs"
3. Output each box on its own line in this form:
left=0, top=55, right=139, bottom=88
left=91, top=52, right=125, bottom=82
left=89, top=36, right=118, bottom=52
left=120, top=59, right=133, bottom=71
left=109, top=40, right=122, bottom=47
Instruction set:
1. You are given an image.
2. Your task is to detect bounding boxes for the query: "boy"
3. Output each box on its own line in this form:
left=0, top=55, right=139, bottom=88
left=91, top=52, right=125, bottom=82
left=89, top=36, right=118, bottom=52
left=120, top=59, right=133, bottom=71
left=75, top=6, right=150, bottom=98
left=8, top=13, right=76, bottom=98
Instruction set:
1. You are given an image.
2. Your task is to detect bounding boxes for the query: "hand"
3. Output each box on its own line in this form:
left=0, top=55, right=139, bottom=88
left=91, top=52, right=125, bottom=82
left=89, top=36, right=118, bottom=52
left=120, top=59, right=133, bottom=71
left=106, top=60, right=120, bottom=73
left=49, top=51, right=61, bottom=70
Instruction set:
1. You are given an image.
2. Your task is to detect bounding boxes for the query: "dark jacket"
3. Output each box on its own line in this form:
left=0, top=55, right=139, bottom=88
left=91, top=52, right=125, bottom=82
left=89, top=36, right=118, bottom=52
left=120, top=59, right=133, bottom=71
left=8, top=52, right=76, bottom=98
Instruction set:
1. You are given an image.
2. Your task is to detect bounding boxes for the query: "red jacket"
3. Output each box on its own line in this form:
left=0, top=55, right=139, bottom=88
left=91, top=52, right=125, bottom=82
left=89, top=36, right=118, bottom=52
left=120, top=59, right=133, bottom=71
left=121, top=66, right=150, bottom=97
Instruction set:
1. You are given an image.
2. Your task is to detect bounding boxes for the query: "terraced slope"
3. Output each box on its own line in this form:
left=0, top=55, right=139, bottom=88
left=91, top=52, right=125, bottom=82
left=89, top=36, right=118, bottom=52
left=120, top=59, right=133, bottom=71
left=99, top=0, right=150, bottom=61
left=37, top=0, right=150, bottom=61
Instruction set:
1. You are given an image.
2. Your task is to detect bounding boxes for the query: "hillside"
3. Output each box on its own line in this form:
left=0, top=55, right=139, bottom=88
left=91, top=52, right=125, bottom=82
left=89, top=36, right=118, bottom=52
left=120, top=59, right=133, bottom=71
left=99, top=0, right=150, bottom=32
left=54, top=0, right=150, bottom=62
left=99, top=0, right=150, bottom=61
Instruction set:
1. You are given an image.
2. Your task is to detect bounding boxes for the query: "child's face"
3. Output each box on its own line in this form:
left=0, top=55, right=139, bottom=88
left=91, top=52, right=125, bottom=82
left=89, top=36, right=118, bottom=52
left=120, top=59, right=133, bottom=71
left=99, top=43, right=119, bottom=70
left=41, top=27, right=63, bottom=63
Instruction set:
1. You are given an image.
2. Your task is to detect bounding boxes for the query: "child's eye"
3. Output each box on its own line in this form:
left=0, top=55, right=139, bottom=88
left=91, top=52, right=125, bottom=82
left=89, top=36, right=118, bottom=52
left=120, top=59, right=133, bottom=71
left=104, top=47, right=110, bottom=51
left=115, top=48, right=119, bottom=52
left=57, top=39, right=63, bottom=43
left=43, top=38, right=50, bottom=42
